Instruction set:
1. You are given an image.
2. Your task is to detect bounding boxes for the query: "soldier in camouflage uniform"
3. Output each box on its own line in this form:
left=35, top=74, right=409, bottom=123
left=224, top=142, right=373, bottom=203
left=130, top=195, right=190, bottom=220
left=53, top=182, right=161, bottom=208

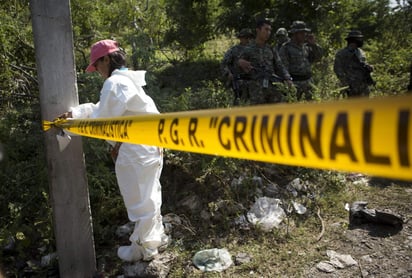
left=279, top=21, right=323, bottom=101
left=221, top=28, right=254, bottom=104
left=334, top=30, right=374, bottom=97
left=274, top=27, right=289, bottom=52
left=238, top=19, right=292, bottom=105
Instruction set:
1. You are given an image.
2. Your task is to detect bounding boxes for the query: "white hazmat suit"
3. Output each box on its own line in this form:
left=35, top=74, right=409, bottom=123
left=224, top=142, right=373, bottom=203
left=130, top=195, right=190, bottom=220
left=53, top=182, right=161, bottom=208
left=70, top=68, right=167, bottom=261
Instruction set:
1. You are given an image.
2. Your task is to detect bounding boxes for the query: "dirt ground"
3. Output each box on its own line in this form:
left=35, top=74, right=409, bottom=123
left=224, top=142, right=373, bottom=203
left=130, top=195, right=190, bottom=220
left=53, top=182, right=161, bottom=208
left=117, top=174, right=412, bottom=278
left=303, top=183, right=412, bottom=278
left=112, top=173, right=412, bottom=278
left=3, top=170, right=410, bottom=278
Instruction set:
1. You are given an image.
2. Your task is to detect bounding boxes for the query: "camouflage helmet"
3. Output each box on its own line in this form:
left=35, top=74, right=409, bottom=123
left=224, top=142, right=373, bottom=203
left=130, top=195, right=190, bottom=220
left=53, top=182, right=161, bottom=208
left=236, top=28, right=254, bottom=38
left=345, top=30, right=364, bottom=40
left=275, top=27, right=288, bottom=37
left=289, top=21, right=311, bottom=33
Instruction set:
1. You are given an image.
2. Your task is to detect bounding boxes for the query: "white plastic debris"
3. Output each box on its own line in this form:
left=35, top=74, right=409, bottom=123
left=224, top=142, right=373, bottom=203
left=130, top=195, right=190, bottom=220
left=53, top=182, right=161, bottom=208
left=344, top=203, right=350, bottom=211
left=192, top=248, right=233, bottom=272
left=56, top=131, right=71, bottom=151
left=292, top=201, right=307, bottom=214
left=288, top=177, right=308, bottom=192
left=246, top=197, right=286, bottom=231
left=353, top=177, right=369, bottom=186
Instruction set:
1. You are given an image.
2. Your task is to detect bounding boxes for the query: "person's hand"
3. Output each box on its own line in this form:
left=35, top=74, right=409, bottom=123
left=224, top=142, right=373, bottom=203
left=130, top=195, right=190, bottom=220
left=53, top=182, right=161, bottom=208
left=228, top=72, right=234, bottom=81
left=238, top=58, right=253, bottom=73
left=55, top=111, right=72, bottom=120
left=365, top=64, right=374, bottom=72
left=284, top=79, right=293, bottom=87
left=306, top=33, right=316, bottom=45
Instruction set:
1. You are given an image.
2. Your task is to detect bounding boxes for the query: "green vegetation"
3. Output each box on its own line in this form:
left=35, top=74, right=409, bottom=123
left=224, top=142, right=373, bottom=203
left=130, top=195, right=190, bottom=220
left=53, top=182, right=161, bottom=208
left=0, top=0, right=411, bottom=276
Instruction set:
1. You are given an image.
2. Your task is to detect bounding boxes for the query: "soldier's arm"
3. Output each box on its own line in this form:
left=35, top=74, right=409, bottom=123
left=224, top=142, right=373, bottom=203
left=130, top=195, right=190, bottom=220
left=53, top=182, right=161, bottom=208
left=306, top=34, right=323, bottom=63
left=278, top=45, right=290, bottom=71
left=221, top=49, right=233, bottom=77
left=359, top=49, right=374, bottom=72
left=273, top=48, right=291, bottom=81
left=333, top=52, right=348, bottom=85
left=238, top=48, right=253, bottom=73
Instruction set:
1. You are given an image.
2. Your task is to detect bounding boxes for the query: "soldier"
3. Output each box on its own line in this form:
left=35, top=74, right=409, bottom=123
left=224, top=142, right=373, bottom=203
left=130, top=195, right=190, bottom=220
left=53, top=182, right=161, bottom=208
left=274, top=27, right=289, bottom=52
left=279, top=21, right=323, bottom=101
left=334, top=30, right=375, bottom=97
left=238, top=18, right=292, bottom=105
left=221, top=28, right=254, bottom=104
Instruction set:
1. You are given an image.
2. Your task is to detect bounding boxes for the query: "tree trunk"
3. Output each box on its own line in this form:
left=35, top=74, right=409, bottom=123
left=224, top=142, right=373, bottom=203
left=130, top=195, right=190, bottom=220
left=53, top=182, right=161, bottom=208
left=30, top=0, right=96, bottom=277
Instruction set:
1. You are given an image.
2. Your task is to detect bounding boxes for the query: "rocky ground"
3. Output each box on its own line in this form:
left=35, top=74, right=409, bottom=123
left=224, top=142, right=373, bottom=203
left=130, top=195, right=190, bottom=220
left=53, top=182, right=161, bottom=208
left=304, top=216, right=412, bottom=277
left=304, top=180, right=412, bottom=278
left=112, top=176, right=412, bottom=278
left=2, top=172, right=411, bottom=278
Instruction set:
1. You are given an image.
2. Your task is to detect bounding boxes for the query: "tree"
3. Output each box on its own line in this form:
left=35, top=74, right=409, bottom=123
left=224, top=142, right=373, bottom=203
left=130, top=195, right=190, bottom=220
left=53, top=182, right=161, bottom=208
left=0, top=0, right=36, bottom=106
left=163, top=0, right=219, bottom=58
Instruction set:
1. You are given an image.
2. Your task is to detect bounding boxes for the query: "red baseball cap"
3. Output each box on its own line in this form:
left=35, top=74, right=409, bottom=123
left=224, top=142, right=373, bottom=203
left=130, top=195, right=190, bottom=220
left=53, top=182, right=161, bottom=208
left=86, top=39, right=120, bottom=72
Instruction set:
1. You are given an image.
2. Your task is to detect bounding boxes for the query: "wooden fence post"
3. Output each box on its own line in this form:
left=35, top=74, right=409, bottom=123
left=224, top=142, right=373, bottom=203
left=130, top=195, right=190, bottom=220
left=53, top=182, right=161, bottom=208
left=30, top=0, right=96, bottom=276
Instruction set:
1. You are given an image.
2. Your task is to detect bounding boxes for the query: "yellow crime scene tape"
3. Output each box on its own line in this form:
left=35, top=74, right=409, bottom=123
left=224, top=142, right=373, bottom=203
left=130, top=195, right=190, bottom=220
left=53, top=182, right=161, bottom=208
left=43, top=95, right=412, bottom=181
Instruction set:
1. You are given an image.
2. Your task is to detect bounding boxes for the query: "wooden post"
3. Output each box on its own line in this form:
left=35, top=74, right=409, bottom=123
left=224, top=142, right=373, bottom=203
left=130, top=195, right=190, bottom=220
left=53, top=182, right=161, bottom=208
left=30, top=0, right=96, bottom=276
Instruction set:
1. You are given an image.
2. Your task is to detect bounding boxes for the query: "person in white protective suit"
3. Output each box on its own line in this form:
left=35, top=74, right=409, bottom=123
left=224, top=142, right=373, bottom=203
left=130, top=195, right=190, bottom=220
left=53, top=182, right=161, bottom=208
left=59, top=39, right=168, bottom=262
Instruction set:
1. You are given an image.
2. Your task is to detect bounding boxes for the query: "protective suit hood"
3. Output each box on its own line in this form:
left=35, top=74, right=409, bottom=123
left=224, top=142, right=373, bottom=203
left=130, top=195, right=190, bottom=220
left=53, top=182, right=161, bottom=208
left=113, top=69, right=147, bottom=87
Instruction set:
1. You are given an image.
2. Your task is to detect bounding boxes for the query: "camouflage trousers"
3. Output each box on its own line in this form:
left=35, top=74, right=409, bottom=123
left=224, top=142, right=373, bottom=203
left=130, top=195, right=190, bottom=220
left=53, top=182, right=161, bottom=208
left=345, top=81, right=370, bottom=97
left=233, top=79, right=252, bottom=105
left=293, top=79, right=314, bottom=101
left=246, top=79, right=284, bottom=105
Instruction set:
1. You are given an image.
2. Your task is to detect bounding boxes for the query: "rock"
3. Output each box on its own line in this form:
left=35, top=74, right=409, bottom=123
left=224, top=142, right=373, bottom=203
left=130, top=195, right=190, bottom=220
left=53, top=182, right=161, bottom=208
left=234, top=215, right=251, bottom=230
left=123, top=252, right=176, bottom=278
left=330, top=222, right=343, bottom=229
left=200, top=209, right=211, bottom=221
left=230, top=176, right=244, bottom=188
left=162, top=213, right=183, bottom=234
left=264, top=183, right=280, bottom=198
left=361, top=255, right=373, bottom=263
left=329, top=257, right=345, bottom=269
left=251, top=176, right=263, bottom=187
left=235, top=252, right=252, bottom=265
left=287, top=178, right=307, bottom=192
left=326, top=250, right=358, bottom=268
left=116, top=222, right=135, bottom=238
left=180, top=195, right=201, bottom=212
left=316, top=261, right=336, bottom=273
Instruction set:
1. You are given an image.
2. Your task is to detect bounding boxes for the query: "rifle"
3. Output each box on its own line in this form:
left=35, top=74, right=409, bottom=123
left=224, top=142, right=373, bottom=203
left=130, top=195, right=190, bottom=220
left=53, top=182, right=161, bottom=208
left=231, top=76, right=241, bottom=105
left=360, top=62, right=376, bottom=86
left=252, top=64, right=284, bottom=88
left=352, top=51, right=376, bottom=87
